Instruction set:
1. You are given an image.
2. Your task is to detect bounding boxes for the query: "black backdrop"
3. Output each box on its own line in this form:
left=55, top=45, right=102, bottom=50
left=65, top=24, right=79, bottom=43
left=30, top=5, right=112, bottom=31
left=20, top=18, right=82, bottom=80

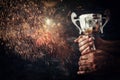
left=0, top=0, right=120, bottom=80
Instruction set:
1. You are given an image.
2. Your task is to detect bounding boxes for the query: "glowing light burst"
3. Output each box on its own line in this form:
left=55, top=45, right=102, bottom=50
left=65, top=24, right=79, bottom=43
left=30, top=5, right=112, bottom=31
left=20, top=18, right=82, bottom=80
left=0, top=0, right=73, bottom=61
left=46, top=18, right=53, bottom=25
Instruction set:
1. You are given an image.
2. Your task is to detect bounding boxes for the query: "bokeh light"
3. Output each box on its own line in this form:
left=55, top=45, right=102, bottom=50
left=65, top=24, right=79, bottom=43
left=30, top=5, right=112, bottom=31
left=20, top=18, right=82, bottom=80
left=0, top=0, right=75, bottom=61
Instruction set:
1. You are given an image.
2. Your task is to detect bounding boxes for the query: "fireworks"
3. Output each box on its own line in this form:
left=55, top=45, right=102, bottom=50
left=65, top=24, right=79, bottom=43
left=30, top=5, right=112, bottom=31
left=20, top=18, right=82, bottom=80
left=0, top=0, right=74, bottom=61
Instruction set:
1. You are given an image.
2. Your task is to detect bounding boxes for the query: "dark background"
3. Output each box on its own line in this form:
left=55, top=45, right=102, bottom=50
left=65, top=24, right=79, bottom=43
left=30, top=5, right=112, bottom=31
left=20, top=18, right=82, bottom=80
left=0, top=0, right=120, bottom=80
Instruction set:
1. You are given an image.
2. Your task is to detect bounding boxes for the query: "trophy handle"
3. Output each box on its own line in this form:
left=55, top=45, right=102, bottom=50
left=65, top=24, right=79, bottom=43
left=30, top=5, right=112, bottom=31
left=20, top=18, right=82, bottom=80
left=100, top=16, right=109, bottom=33
left=71, top=12, right=82, bottom=34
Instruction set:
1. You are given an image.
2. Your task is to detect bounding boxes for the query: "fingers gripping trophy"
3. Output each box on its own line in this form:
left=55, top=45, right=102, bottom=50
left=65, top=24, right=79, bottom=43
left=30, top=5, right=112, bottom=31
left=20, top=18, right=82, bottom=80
left=71, top=12, right=109, bottom=50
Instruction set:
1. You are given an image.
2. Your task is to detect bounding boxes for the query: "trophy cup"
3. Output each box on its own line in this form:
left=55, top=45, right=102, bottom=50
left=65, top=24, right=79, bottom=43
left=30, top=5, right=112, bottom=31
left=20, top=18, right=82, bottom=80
left=71, top=12, right=109, bottom=50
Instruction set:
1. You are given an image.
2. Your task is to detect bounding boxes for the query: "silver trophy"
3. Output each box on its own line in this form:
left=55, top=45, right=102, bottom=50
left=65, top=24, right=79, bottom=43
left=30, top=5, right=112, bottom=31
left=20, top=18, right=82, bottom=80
left=71, top=12, right=109, bottom=50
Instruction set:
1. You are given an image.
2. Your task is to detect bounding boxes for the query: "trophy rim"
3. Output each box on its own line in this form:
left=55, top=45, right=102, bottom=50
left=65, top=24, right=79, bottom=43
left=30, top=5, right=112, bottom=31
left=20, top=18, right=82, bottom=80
left=80, top=13, right=102, bottom=16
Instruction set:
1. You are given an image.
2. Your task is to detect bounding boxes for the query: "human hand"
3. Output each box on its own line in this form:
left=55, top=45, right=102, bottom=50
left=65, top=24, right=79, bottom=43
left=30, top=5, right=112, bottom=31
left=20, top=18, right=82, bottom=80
left=74, top=35, right=114, bottom=74
left=77, top=50, right=113, bottom=74
left=74, top=35, right=94, bottom=55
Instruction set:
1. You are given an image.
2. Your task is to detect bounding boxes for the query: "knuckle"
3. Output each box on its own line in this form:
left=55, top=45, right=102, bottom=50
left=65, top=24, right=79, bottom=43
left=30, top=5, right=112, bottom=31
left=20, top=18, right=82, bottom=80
left=79, top=47, right=83, bottom=52
left=78, top=61, right=81, bottom=65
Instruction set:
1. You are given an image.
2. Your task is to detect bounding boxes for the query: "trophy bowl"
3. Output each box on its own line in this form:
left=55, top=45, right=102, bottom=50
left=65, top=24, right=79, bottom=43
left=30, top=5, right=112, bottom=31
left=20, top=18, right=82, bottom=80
left=71, top=12, right=109, bottom=50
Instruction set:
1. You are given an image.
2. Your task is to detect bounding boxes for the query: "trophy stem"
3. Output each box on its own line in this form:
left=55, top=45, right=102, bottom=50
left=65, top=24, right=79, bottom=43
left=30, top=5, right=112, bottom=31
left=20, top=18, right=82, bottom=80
left=92, top=40, right=96, bottom=50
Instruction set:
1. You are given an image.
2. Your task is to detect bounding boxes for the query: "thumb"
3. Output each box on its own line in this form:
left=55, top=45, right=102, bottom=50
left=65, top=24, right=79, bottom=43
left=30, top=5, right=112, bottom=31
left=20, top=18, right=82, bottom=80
left=74, top=36, right=82, bottom=43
